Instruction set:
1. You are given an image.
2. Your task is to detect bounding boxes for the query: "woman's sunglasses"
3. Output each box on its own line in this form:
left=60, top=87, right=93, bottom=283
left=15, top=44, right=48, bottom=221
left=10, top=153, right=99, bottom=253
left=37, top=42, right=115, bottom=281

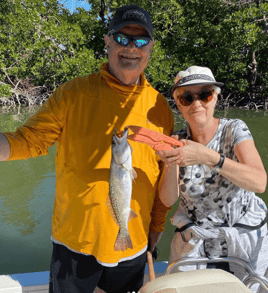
left=111, top=32, right=151, bottom=48
left=176, top=89, right=214, bottom=106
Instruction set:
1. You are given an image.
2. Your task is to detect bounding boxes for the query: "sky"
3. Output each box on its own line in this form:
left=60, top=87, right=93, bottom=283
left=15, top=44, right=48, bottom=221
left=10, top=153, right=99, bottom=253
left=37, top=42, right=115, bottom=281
left=58, top=0, right=91, bottom=12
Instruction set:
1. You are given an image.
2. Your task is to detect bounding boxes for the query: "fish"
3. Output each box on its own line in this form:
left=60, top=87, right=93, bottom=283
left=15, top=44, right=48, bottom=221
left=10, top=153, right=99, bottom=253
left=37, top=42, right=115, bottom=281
left=108, top=127, right=138, bottom=251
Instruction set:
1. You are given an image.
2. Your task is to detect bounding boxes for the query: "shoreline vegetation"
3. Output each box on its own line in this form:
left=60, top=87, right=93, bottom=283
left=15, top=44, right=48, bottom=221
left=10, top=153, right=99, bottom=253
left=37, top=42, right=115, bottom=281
left=1, top=0, right=268, bottom=111
left=0, top=89, right=267, bottom=111
left=1, top=96, right=267, bottom=128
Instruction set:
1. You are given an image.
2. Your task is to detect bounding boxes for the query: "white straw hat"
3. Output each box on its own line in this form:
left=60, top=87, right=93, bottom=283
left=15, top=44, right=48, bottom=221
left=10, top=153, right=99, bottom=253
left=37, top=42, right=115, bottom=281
left=172, top=66, right=224, bottom=95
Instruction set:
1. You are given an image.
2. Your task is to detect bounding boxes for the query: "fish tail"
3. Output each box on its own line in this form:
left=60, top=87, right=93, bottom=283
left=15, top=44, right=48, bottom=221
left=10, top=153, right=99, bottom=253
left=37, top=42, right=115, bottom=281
left=114, top=229, right=133, bottom=251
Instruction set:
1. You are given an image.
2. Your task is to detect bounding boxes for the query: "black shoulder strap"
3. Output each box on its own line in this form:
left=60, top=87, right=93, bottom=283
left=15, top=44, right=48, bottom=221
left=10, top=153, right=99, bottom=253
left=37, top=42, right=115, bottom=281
left=175, top=213, right=268, bottom=233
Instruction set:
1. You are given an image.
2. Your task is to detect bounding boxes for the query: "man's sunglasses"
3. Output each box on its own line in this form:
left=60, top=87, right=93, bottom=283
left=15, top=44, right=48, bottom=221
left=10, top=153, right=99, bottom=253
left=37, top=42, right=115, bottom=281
left=111, top=32, right=151, bottom=48
left=176, top=89, right=214, bottom=106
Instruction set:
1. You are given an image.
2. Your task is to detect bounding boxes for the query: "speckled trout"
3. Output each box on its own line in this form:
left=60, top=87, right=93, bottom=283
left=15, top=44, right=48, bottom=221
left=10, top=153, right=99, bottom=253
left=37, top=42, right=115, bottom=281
left=108, top=128, right=138, bottom=251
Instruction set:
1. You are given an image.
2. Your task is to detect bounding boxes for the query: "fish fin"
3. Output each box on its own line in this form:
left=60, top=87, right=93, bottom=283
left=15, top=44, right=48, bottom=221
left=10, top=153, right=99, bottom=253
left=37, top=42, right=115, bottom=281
left=120, top=164, right=137, bottom=181
left=107, top=195, right=119, bottom=226
left=128, top=209, right=138, bottom=221
left=121, top=163, right=131, bottom=172
left=114, top=230, right=133, bottom=251
left=132, top=168, right=137, bottom=179
left=129, top=143, right=134, bottom=153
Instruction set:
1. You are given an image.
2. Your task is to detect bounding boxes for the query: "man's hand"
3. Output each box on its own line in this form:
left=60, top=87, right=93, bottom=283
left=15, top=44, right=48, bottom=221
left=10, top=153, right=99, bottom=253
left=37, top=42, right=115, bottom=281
left=0, top=134, right=11, bottom=161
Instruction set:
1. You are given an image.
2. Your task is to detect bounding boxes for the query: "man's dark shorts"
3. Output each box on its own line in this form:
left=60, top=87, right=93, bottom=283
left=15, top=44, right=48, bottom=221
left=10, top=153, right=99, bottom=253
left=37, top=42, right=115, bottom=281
left=49, top=242, right=147, bottom=293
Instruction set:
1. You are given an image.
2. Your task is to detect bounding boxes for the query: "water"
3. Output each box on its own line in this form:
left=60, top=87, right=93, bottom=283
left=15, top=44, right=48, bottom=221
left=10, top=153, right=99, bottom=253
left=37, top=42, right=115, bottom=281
left=0, top=106, right=56, bottom=274
left=0, top=106, right=267, bottom=274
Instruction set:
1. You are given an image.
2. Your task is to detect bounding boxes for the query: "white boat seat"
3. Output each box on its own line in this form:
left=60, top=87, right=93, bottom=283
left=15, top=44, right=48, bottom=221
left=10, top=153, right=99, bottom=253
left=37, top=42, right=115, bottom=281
left=165, top=256, right=268, bottom=292
left=139, top=256, right=268, bottom=293
left=139, top=269, right=252, bottom=293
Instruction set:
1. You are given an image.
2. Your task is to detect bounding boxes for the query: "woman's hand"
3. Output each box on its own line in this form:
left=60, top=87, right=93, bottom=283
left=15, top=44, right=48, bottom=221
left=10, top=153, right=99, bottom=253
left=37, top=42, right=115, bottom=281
left=156, top=138, right=209, bottom=167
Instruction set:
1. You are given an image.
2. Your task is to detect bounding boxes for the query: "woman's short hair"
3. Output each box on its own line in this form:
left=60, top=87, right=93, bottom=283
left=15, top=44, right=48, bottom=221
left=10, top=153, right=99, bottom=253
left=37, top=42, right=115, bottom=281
left=211, top=85, right=221, bottom=95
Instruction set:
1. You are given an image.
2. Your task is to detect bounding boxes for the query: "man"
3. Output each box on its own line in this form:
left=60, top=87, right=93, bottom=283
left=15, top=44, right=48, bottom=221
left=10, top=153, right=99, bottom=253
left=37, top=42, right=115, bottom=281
left=0, top=5, right=173, bottom=293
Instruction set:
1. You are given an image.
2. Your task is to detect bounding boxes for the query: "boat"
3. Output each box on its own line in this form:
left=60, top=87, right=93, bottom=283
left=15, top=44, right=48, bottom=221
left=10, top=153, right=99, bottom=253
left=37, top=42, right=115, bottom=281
left=1, top=253, right=267, bottom=293
left=139, top=251, right=268, bottom=293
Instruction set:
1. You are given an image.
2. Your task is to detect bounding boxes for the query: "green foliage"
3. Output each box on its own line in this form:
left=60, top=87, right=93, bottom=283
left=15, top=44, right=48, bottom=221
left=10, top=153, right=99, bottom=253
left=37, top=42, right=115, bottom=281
left=0, top=0, right=106, bottom=99
left=62, top=7, right=108, bottom=59
left=85, top=0, right=268, bottom=102
left=1, top=0, right=268, bottom=104
left=145, top=41, right=174, bottom=95
left=158, top=0, right=268, bottom=96
left=0, top=83, right=12, bottom=98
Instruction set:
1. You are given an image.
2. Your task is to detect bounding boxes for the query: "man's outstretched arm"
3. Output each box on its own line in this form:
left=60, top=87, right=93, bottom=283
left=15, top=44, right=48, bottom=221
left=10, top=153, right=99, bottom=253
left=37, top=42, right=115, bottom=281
left=0, top=134, right=11, bottom=161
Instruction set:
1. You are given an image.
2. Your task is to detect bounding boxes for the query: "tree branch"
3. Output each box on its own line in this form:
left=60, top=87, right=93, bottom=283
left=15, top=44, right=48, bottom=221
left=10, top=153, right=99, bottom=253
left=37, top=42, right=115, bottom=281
left=2, top=69, right=15, bottom=87
left=251, top=51, right=257, bottom=85
left=99, top=0, right=106, bottom=24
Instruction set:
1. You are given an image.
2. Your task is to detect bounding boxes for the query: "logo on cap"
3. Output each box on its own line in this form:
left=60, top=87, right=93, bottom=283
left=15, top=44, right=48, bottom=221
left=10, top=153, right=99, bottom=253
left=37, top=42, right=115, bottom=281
left=122, top=9, right=148, bottom=23
left=179, top=74, right=214, bottom=85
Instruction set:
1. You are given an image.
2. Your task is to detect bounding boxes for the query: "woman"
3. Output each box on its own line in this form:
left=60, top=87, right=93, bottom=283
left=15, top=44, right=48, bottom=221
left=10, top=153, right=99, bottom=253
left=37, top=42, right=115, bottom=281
left=157, top=66, right=268, bottom=292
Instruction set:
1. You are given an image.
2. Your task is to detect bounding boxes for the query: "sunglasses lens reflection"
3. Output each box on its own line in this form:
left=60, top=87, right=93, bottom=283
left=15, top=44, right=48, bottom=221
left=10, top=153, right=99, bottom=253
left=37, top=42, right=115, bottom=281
left=115, top=33, right=129, bottom=46
left=199, top=89, right=213, bottom=101
left=113, top=33, right=150, bottom=48
left=179, top=90, right=213, bottom=106
left=135, top=38, right=149, bottom=47
left=180, top=93, right=193, bottom=106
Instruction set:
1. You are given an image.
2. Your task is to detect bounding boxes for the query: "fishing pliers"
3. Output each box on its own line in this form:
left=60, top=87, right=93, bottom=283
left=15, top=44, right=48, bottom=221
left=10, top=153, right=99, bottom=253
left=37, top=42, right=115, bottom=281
left=127, top=125, right=184, bottom=151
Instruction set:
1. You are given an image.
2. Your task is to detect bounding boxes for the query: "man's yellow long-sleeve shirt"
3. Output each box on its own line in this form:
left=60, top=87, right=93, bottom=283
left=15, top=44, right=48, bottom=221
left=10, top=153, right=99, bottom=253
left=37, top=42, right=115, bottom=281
left=3, top=63, right=174, bottom=265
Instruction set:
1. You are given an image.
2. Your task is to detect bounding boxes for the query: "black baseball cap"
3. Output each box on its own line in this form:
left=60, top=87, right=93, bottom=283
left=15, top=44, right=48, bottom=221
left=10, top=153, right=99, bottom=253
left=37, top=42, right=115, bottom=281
left=108, top=5, right=154, bottom=38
